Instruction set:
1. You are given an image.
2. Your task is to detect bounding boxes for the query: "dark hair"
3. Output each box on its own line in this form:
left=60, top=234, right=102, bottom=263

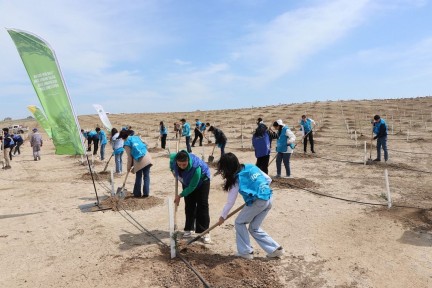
left=96, top=127, right=101, bottom=132
left=208, top=126, right=214, bottom=132
left=175, top=150, right=189, bottom=162
left=301, top=115, right=306, bottom=118
left=2, top=128, right=9, bottom=133
left=180, top=118, right=186, bottom=123
left=119, top=129, right=130, bottom=139
left=218, top=152, right=242, bottom=191
left=206, top=122, right=210, bottom=127
left=111, top=128, right=118, bottom=137
left=272, top=121, right=279, bottom=128
left=374, top=115, right=380, bottom=121
left=257, top=117, right=263, bottom=123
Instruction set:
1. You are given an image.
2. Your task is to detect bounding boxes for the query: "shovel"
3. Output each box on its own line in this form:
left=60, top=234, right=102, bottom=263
left=116, top=167, right=133, bottom=199
left=102, top=154, right=113, bottom=173
left=181, top=203, right=246, bottom=249
left=208, top=143, right=217, bottom=163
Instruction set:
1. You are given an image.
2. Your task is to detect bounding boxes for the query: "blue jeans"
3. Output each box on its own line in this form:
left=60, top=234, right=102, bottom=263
left=114, top=152, right=123, bottom=173
left=376, top=137, right=388, bottom=161
left=133, top=165, right=151, bottom=197
left=100, top=143, right=106, bottom=160
left=185, top=136, right=192, bottom=152
left=235, top=197, right=280, bottom=255
left=276, top=152, right=291, bottom=176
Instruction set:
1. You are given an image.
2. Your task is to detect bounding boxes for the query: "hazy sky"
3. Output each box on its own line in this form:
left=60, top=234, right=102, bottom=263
left=1, top=0, right=431, bottom=119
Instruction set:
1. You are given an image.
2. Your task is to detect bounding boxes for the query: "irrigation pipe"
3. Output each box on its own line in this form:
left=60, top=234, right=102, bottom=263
left=282, top=181, right=427, bottom=210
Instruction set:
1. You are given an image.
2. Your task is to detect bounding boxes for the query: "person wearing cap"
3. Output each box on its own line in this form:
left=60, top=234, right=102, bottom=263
left=272, top=120, right=296, bottom=178
left=206, top=123, right=227, bottom=155
left=299, top=115, right=316, bottom=154
left=372, top=115, right=388, bottom=162
left=180, top=118, right=192, bottom=153
left=191, top=118, right=204, bottom=147
left=30, top=128, right=43, bottom=161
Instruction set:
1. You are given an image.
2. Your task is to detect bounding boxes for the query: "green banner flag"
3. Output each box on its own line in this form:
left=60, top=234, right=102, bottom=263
left=8, top=28, right=85, bottom=155
left=27, top=105, right=53, bottom=139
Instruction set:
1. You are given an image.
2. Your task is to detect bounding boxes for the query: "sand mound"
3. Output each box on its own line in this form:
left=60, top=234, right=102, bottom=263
left=100, top=193, right=164, bottom=211
left=271, top=177, right=319, bottom=190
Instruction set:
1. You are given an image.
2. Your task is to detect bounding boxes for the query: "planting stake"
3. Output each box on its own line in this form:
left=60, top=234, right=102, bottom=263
left=384, top=169, right=392, bottom=209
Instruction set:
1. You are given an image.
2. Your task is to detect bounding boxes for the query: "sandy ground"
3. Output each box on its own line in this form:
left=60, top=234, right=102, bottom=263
left=1, top=97, right=432, bottom=287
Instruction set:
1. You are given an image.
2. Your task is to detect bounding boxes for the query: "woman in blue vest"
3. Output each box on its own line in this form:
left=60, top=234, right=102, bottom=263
left=120, top=130, right=153, bottom=198
left=252, top=118, right=271, bottom=174
left=110, top=128, right=124, bottom=174
left=171, top=150, right=211, bottom=243
left=216, top=152, right=284, bottom=259
left=272, top=119, right=296, bottom=178
left=159, top=121, right=168, bottom=149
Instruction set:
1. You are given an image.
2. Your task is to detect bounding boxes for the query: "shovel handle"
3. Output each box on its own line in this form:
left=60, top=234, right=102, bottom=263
left=121, top=167, right=133, bottom=189
left=210, top=143, right=217, bottom=156
left=185, top=203, right=246, bottom=246
left=102, top=154, right=113, bottom=172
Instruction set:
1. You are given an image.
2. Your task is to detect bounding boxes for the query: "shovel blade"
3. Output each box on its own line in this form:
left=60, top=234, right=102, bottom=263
left=208, top=155, right=214, bottom=163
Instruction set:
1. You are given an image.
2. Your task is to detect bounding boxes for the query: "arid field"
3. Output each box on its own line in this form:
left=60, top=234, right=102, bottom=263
left=1, top=97, right=432, bottom=287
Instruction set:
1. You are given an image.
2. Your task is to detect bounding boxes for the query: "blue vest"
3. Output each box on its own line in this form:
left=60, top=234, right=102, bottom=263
left=373, top=119, right=388, bottom=135
left=238, top=164, right=272, bottom=206
left=173, top=153, right=210, bottom=187
left=276, top=126, right=289, bottom=152
left=252, top=133, right=270, bottom=158
left=182, top=123, right=191, bottom=136
left=98, top=130, right=108, bottom=145
left=160, top=126, right=168, bottom=135
left=124, top=136, right=147, bottom=160
left=301, top=119, right=312, bottom=133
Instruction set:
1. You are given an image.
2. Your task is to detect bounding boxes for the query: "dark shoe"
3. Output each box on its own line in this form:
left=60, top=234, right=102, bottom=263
left=311, top=151, right=316, bottom=153
left=34, top=158, right=38, bottom=161
left=4, top=165, right=11, bottom=169
left=133, top=195, right=141, bottom=198
left=142, top=195, right=149, bottom=198
left=373, top=158, right=381, bottom=162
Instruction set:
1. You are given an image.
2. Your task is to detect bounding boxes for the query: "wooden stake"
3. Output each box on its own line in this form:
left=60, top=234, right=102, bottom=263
left=168, top=197, right=176, bottom=259
left=384, top=169, right=392, bottom=209
left=364, top=141, right=367, bottom=165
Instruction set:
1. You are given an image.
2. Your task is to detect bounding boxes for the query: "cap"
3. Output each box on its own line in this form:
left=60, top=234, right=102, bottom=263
left=32, top=128, right=38, bottom=132
left=276, top=119, right=284, bottom=126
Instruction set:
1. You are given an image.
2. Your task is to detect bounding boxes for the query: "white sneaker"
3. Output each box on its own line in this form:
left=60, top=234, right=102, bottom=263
left=201, top=233, right=211, bottom=244
left=182, top=231, right=193, bottom=238
left=266, top=246, right=284, bottom=258
left=235, top=252, right=254, bottom=260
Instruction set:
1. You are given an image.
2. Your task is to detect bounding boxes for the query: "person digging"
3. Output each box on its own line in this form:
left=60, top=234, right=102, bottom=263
left=371, top=114, right=389, bottom=162
left=215, top=152, right=284, bottom=260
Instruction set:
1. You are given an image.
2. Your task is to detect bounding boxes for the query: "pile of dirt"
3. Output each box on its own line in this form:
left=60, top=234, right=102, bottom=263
left=232, top=147, right=255, bottom=152
left=138, top=245, right=284, bottom=287
left=147, top=147, right=166, bottom=153
left=80, top=171, right=111, bottom=181
left=372, top=207, right=432, bottom=232
left=100, top=193, right=164, bottom=211
left=271, top=177, right=320, bottom=190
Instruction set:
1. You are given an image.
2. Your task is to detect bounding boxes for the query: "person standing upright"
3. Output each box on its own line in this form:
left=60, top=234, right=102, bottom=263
left=1, top=128, right=12, bottom=169
left=272, top=120, right=296, bottom=178
left=159, top=121, right=168, bottom=149
left=191, top=118, right=204, bottom=147
left=30, top=128, right=43, bottom=161
left=181, top=118, right=192, bottom=153
left=299, top=115, right=316, bottom=154
left=110, top=128, right=124, bottom=174
left=372, top=115, right=389, bottom=162
left=252, top=118, right=271, bottom=174
left=96, top=127, right=108, bottom=160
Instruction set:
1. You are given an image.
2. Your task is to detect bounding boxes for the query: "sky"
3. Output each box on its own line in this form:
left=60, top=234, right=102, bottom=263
left=1, top=0, right=432, bottom=119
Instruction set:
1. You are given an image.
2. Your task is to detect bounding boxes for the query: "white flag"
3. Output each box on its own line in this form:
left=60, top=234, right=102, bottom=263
left=93, top=104, right=112, bottom=131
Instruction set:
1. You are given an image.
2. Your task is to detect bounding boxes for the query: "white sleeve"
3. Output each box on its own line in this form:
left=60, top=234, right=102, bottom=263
left=262, top=170, right=272, bottom=184
left=287, top=129, right=296, bottom=144
left=220, top=183, right=239, bottom=219
left=309, top=118, right=316, bottom=125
